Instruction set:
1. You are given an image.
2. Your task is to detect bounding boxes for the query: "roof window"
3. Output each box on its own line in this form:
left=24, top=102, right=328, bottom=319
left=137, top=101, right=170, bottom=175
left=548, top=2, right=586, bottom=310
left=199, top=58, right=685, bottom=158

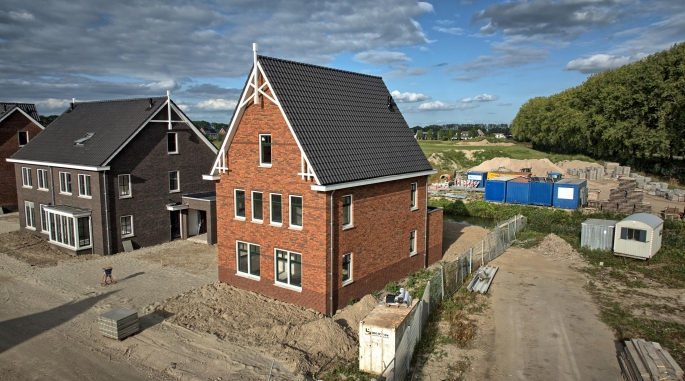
left=74, top=133, right=95, bottom=146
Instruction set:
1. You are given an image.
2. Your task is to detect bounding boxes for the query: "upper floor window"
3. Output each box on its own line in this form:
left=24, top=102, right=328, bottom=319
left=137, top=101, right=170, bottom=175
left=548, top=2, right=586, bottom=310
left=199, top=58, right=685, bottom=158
left=342, top=195, right=353, bottom=228
left=59, top=172, right=72, bottom=194
left=169, top=171, right=180, bottom=193
left=118, top=174, right=131, bottom=198
left=78, top=174, right=91, bottom=197
left=410, top=182, right=418, bottom=209
left=290, top=195, right=302, bottom=228
left=21, top=167, right=32, bottom=188
left=235, top=189, right=246, bottom=219
left=167, top=132, right=178, bottom=154
left=410, top=230, right=417, bottom=256
left=252, top=191, right=263, bottom=222
left=270, top=193, right=282, bottom=225
left=18, top=131, right=29, bottom=147
left=37, top=169, right=49, bottom=190
left=259, top=134, right=271, bottom=166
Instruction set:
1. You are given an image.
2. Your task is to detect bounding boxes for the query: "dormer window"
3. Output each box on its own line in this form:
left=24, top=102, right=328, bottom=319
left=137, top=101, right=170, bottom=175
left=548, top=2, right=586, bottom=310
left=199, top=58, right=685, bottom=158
left=259, top=134, right=271, bottom=166
left=74, top=133, right=95, bottom=146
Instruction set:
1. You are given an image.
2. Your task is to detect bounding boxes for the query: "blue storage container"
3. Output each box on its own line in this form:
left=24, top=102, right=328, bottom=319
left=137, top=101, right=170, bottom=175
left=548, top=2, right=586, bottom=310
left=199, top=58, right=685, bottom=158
left=505, top=177, right=530, bottom=204
left=485, top=176, right=516, bottom=203
left=529, top=178, right=554, bottom=206
left=466, top=171, right=487, bottom=188
left=553, top=179, right=588, bottom=209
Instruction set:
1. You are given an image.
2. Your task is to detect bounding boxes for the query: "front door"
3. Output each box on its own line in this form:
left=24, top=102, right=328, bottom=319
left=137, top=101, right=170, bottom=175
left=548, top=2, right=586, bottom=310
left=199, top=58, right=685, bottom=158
left=198, top=210, right=207, bottom=235
left=170, top=210, right=181, bottom=239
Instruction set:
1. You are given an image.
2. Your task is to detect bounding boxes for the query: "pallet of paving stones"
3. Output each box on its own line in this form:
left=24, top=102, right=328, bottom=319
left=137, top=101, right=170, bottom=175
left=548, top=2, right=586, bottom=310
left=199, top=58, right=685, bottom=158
left=98, top=307, right=139, bottom=340
left=634, top=204, right=652, bottom=213
left=617, top=203, right=636, bottom=214
left=601, top=201, right=618, bottom=211
left=618, top=338, right=683, bottom=381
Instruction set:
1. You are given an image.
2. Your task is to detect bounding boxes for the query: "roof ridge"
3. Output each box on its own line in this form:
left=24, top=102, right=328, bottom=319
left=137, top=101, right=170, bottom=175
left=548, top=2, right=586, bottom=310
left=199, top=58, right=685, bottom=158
left=0, top=102, right=36, bottom=107
left=73, top=96, right=167, bottom=104
left=258, top=55, right=382, bottom=79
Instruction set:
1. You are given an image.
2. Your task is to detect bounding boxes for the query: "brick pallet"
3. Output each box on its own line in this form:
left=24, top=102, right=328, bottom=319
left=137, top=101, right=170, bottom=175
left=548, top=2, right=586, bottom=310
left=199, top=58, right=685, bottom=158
left=98, top=307, right=139, bottom=340
left=618, top=338, right=683, bottom=381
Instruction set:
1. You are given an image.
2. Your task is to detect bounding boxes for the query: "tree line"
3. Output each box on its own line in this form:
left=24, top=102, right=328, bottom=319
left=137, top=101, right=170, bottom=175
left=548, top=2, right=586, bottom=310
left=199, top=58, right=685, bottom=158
left=411, top=123, right=510, bottom=140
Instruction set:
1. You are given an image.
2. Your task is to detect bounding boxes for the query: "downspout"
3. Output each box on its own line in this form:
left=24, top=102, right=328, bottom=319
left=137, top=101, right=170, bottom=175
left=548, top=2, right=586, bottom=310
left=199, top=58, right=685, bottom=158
left=103, top=171, right=111, bottom=255
left=49, top=166, right=55, bottom=205
left=329, top=189, right=336, bottom=316
left=424, top=176, right=428, bottom=268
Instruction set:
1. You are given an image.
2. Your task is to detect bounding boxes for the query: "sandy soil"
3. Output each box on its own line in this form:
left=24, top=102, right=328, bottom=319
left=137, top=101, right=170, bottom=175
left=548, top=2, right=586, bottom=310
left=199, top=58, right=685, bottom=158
left=556, top=159, right=602, bottom=171
left=0, top=212, right=19, bottom=234
left=470, top=158, right=563, bottom=177
left=442, top=222, right=489, bottom=263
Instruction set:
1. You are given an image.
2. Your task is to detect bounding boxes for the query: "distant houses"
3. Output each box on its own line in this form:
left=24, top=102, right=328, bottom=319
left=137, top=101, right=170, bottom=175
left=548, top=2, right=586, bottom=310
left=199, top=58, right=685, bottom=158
left=200, top=127, right=227, bottom=140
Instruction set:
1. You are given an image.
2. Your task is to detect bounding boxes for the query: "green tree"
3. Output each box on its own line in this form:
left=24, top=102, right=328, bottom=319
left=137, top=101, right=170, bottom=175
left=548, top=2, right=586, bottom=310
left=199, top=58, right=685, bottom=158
left=448, top=128, right=455, bottom=140
left=416, top=129, right=424, bottom=140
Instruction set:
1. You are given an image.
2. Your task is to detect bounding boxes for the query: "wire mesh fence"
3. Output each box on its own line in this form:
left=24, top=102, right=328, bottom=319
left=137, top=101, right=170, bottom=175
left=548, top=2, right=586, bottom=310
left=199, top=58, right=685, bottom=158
left=374, top=214, right=526, bottom=381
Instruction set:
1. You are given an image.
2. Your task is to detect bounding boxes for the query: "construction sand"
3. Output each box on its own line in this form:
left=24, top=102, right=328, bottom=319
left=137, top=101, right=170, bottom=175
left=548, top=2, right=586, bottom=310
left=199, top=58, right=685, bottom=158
left=533, top=233, right=583, bottom=262
left=556, top=159, right=602, bottom=171
left=470, top=158, right=563, bottom=177
left=442, top=223, right=490, bottom=262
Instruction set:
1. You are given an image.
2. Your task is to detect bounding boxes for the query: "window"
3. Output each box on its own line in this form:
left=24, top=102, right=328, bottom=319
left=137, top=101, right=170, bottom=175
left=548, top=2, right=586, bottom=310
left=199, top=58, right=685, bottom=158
left=78, top=217, right=90, bottom=246
left=24, top=201, right=35, bottom=229
left=275, top=249, right=302, bottom=288
left=167, top=132, right=178, bottom=154
left=78, top=174, right=91, bottom=197
left=237, top=241, right=260, bottom=278
left=59, top=172, right=72, bottom=194
left=259, top=134, right=271, bottom=166
left=169, top=171, right=180, bottom=193
left=120, top=215, right=134, bottom=237
left=252, top=191, right=263, bottom=221
left=270, top=193, right=282, bottom=225
left=410, top=182, right=417, bottom=209
left=118, top=174, right=131, bottom=198
left=290, top=195, right=302, bottom=228
left=342, top=253, right=352, bottom=285
left=620, top=227, right=647, bottom=242
left=410, top=230, right=417, bottom=255
left=18, top=131, right=29, bottom=146
left=46, top=211, right=91, bottom=249
left=21, top=167, right=32, bottom=187
left=37, top=169, right=49, bottom=190
left=342, top=195, right=353, bottom=228
left=234, top=189, right=246, bottom=219
left=40, top=204, right=48, bottom=232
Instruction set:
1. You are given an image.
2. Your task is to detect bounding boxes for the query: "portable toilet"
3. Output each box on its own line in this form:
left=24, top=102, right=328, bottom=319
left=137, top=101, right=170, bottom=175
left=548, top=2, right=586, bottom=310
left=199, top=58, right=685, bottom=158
left=485, top=176, right=516, bottom=203
left=505, top=177, right=530, bottom=204
left=613, top=213, right=663, bottom=260
left=581, top=219, right=618, bottom=251
left=553, top=179, right=588, bottom=209
left=529, top=177, right=554, bottom=206
left=466, top=171, right=487, bottom=188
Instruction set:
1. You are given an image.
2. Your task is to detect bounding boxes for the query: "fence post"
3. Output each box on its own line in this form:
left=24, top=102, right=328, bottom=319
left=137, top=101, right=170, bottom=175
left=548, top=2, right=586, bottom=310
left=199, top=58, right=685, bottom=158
left=440, top=265, right=445, bottom=300
left=469, top=248, right=472, bottom=274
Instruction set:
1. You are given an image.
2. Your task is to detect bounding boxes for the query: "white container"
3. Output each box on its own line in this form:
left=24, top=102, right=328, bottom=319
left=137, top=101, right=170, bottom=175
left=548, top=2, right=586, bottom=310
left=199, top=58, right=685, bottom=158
left=359, top=300, right=417, bottom=375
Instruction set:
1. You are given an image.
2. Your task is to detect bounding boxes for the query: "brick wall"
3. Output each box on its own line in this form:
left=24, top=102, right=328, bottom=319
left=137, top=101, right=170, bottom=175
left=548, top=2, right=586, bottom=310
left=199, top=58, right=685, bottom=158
left=0, top=112, right=43, bottom=211
left=427, top=207, right=444, bottom=266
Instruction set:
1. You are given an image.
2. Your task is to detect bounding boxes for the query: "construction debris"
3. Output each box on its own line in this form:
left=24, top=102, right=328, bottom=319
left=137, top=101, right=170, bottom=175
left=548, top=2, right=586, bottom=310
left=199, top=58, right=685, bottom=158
left=467, top=265, right=498, bottom=294
left=618, top=338, right=683, bottom=381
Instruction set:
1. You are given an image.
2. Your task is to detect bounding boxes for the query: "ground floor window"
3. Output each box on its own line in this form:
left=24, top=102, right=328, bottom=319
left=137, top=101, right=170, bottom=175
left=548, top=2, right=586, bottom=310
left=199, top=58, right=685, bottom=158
left=40, top=204, right=49, bottom=232
left=342, top=252, right=352, bottom=285
left=120, top=215, right=134, bottom=237
left=621, top=227, right=647, bottom=242
left=237, top=241, right=260, bottom=278
left=45, top=209, right=92, bottom=250
left=25, top=201, right=35, bottom=228
left=275, top=249, right=302, bottom=288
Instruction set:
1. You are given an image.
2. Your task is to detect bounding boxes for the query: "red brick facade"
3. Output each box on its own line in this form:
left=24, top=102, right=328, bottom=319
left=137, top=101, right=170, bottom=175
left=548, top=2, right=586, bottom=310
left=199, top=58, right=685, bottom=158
left=0, top=111, right=43, bottom=211
left=216, top=85, right=443, bottom=315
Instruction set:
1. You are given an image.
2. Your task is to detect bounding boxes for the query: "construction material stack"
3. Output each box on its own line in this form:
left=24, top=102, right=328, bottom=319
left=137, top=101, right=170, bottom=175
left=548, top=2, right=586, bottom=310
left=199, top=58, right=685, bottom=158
left=98, top=307, right=139, bottom=340
left=605, top=178, right=651, bottom=214
left=618, top=338, right=683, bottom=381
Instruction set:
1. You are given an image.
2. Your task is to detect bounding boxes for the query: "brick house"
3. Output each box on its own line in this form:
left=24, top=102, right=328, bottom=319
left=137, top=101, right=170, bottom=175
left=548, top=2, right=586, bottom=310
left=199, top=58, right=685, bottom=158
left=8, top=95, right=218, bottom=255
left=205, top=46, right=443, bottom=315
left=0, top=103, right=44, bottom=212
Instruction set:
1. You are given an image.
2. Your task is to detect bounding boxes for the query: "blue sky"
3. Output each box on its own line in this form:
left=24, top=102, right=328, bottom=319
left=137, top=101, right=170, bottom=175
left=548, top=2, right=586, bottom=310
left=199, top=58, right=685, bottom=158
left=1, top=0, right=684, bottom=126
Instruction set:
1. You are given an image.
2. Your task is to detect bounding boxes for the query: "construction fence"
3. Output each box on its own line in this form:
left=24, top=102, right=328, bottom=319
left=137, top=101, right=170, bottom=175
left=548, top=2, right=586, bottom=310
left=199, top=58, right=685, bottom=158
left=376, top=214, right=526, bottom=381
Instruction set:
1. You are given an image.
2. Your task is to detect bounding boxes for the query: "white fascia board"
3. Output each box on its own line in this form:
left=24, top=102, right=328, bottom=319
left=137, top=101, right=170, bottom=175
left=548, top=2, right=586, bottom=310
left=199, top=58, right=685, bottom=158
left=169, top=102, right=218, bottom=153
left=166, top=203, right=189, bottom=211
left=257, top=60, right=321, bottom=186
left=203, top=174, right=220, bottom=180
left=0, top=107, right=45, bottom=129
left=310, top=170, right=437, bottom=192
left=6, top=158, right=110, bottom=172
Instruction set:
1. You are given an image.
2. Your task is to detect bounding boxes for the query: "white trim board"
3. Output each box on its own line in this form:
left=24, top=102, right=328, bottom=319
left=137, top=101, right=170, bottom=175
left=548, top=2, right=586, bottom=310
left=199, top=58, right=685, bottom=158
left=310, top=170, right=436, bottom=191
left=0, top=107, right=45, bottom=129
left=6, top=158, right=110, bottom=172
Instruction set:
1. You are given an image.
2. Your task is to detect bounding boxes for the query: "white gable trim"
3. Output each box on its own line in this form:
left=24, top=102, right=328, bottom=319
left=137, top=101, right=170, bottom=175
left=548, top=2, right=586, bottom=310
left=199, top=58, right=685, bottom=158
left=0, top=107, right=45, bottom=129
left=6, top=158, right=109, bottom=172
left=310, top=170, right=436, bottom=191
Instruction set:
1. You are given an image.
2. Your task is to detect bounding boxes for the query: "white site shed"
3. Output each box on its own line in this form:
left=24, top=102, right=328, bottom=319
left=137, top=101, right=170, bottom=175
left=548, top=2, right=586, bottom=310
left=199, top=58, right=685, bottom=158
left=613, top=213, right=664, bottom=260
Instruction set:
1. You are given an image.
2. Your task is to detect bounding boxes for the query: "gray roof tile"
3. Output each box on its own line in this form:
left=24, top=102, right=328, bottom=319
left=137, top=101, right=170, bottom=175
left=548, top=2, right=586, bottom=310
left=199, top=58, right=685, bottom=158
left=1, top=102, right=40, bottom=122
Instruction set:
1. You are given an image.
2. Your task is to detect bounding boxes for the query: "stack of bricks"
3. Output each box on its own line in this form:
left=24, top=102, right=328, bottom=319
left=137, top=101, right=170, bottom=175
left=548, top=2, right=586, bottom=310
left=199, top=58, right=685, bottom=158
left=605, top=177, right=651, bottom=214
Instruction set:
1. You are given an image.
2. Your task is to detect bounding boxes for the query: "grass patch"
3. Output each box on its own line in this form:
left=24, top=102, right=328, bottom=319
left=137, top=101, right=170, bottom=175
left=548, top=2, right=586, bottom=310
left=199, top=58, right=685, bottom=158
left=316, top=354, right=374, bottom=381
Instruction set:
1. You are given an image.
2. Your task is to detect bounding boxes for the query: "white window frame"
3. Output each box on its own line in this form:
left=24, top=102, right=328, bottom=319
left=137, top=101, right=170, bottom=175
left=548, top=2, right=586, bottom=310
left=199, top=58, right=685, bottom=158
left=18, top=131, right=29, bottom=147
left=168, top=171, right=180, bottom=193
left=37, top=169, right=49, bottom=190
left=24, top=201, right=35, bottom=229
left=78, top=174, right=92, bottom=198
left=259, top=134, right=272, bottom=167
left=289, top=195, right=303, bottom=229
left=236, top=241, right=261, bottom=280
left=270, top=193, right=282, bottom=226
left=120, top=215, right=134, bottom=238
left=342, top=252, right=353, bottom=286
left=234, top=189, right=246, bottom=220
left=40, top=204, right=49, bottom=233
left=410, top=182, right=418, bottom=210
left=46, top=210, right=92, bottom=250
left=410, top=230, right=417, bottom=256
left=21, top=167, right=32, bottom=188
left=167, top=132, right=178, bottom=154
left=59, top=172, right=72, bottom=194
left=274, top=248, right=302, bottom=291
left=251, top=191, right=263, bottom=222
left=342, top=194, right=353, bottom=229
left=118, top=174, right=132, bottom=198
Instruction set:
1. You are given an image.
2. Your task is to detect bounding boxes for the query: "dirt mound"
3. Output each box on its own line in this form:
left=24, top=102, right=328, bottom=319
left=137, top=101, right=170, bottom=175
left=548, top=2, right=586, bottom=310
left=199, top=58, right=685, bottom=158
left=442, top=223, right=490, bottom=262
left=534, top=234, right=582, bottom=262
left=470, top=158, right=563, bottom=177
left=556, top=160, right=602, bottom=171
left=148, top=282, right=373, bottom=375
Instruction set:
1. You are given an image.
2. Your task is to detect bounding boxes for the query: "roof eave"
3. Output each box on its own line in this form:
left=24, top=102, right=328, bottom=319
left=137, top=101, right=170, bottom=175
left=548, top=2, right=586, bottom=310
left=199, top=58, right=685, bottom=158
left=310, top=170, right=436, bottom=191
left=6, top=158, right=110, bottom=171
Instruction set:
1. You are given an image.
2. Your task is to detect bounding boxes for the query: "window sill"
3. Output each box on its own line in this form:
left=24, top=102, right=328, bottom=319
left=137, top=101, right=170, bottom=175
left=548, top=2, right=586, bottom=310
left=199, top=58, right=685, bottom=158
left=342, top=280, right=354, bottom=287
left=78, top=195, right=92, bottom=199
left=22, top=186, right=33, bottom=189
left=235, top=216, right=246, bottom=221
left=169, top=190, right=180, bottom=194
left=342, top=225, right=354, bottom=231
left=40, top=230, right=49, bottom=235
left=258, top=164, right=272, bottom=168
left=38, top=188, right=49, bottom=192
left=251, top=219, right=263, bottom=224
left=288, top=225, right=303, bottom=231
left=236, top=272, right=260, bottom=281
left=25, top=226, right=36, bottom=231
left=274, top=282, right=302, bottom=292
left=270, top=222, right=283, bottom=227
left=168, top=152, right=180, bottom=155
left=410, top=207, right=419, bottom=212
left=60, top=192, right=72, bottom=196
left=119, top=195, right=132, bottom=199
left=410, top=252, right=418, bottom=257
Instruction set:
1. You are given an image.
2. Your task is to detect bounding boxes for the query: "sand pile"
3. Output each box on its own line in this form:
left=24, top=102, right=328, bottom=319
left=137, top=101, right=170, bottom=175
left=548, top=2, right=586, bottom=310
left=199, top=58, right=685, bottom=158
left=147, top=282, right=377, bottom=375
left=442, top=223, right=490, bottom=262
left=556, top=160, right=602, bottom=171
left=534, top=234, right=582, bottom=262
left=456, top=140, right=514, bottom=147
left=470, top=158, right=563, bottom=177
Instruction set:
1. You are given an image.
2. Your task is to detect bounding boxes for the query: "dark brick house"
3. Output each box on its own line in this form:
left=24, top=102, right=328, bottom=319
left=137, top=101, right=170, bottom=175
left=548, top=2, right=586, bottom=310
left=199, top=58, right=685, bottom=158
left=0, top=103, right=44, bottom=212
left=9, top=95, right=218, bottom=255
left=205, top=46, right=443, bottom=315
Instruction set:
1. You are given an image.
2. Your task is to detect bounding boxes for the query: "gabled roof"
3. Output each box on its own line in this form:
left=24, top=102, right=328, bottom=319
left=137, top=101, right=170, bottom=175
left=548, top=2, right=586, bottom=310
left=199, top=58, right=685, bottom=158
left=203, top=128, right=221, bottom=134
left=258, top=55, right=433, bottom=186
left=0, top=102, right=40, bottom=122
left=10, top=97, right=215, bottom=168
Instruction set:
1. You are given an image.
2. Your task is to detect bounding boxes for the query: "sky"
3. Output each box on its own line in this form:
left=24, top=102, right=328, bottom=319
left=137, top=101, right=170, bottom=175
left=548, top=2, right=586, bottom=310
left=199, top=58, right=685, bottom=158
left=1, top=0, right=684, bottom=126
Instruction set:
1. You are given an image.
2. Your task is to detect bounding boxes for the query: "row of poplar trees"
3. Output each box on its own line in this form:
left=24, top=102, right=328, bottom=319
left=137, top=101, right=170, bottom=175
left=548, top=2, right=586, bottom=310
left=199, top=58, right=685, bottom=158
left=511, top=42, right=685, bottom=178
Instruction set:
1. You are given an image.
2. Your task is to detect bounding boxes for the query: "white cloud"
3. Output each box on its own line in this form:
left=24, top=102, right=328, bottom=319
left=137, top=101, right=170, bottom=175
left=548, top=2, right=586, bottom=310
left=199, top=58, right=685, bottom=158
left=8, top=11, right=35, bottom=21
left=565, top=54, right=635, bottom=74
left=461, top=94, right=499, bottom=103
left=353, top=51, right=410, bottom=65
left=418, top=2, right=434, bottom=13
left=196, top=99, right=238, bottom=111
left=433, top=26, right=465, bottom=35
left=391, top=90, right=430, bottom=103
left=143, top=80, right=181, bottom=92
left=385, top=65, right=430, bottom=78
left=35, top=98, right=70, bottom=112
left=405, top=101, right=480, bottom=112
